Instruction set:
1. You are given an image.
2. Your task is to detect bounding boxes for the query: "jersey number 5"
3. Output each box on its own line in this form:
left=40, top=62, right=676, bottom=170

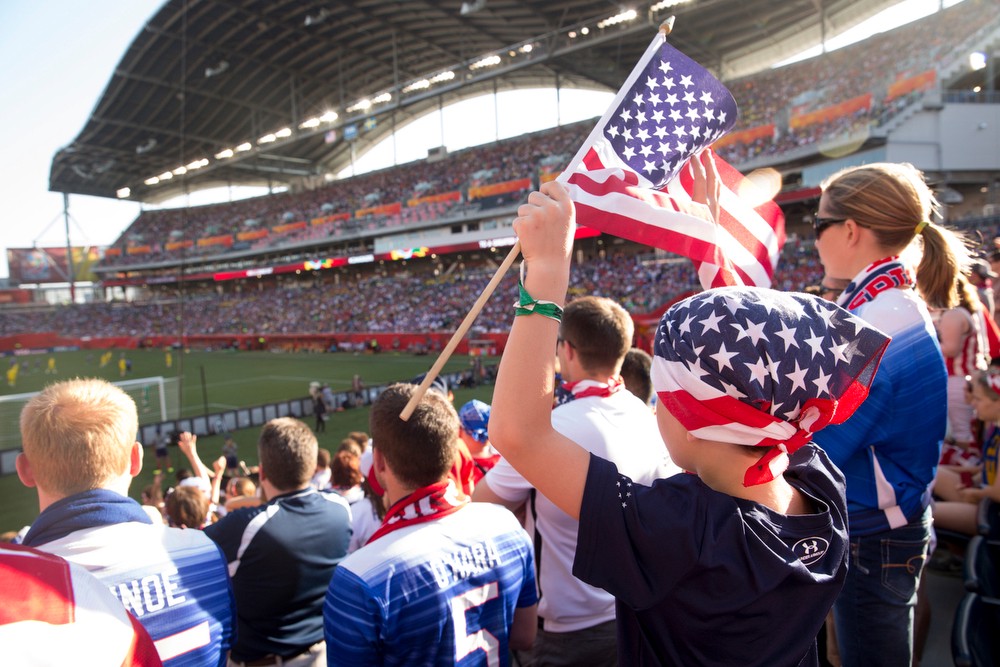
left=451, top=581, right=500, bottom=666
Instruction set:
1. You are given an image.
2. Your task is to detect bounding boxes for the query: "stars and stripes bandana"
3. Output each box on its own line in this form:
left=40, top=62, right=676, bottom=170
left=651, top=287, right=891, bottom=486
left=837, top=256, right=915, bottom=311
left=365, top=479, right=467, bottom=545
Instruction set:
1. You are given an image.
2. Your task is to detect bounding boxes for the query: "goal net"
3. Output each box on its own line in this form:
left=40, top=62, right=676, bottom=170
left=0, top=376, right=179, bottom=450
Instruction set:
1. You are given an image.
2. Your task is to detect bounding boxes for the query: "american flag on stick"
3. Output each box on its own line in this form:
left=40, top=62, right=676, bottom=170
left=558, top=30, right=785, bottom=289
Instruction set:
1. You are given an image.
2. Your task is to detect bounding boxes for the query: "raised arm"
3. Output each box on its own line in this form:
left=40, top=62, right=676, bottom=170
left=488, top=182, right=591, bottom=520
left=177, top=431, right=214, bottom=482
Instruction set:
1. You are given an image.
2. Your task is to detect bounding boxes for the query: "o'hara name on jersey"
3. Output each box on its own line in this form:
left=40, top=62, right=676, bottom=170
left=429, top=539, right=502, bottom=588
left=111, top=568, right=186, bottom=616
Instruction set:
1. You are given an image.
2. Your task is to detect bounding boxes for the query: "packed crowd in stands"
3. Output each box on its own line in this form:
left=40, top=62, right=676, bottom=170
left=0, top=247, right=707, bottom=338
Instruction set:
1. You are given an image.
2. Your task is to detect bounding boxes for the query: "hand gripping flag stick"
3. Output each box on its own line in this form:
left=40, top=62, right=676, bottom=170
left=399, top=18, right=679, bottom=421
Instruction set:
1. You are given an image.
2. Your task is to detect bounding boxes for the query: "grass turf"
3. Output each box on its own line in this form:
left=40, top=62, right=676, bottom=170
left=0, top=348, right=496, bottom=534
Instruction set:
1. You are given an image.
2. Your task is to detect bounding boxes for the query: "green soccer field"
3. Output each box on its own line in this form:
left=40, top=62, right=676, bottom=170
left=0, top=348, right=497, bottom=534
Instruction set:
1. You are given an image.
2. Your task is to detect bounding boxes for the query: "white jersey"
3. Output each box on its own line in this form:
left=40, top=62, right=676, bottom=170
left=484, top=387, right=680, bottom=632
left=0, top=543, right=161, bottom=667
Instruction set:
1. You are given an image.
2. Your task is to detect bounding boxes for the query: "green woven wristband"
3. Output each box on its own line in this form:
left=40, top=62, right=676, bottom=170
left=514, top=278, right=563, bottom=322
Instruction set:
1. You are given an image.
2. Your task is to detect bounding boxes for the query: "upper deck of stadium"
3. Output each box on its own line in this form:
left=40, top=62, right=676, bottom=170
left=49, top=0, right=934, bottom=204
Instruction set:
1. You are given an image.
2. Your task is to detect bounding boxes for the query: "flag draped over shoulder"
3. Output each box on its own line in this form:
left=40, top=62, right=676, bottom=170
left=558, top=33, right=785, bottom=289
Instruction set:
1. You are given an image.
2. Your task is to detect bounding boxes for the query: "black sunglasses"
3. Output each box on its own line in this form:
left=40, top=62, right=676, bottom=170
left=813, top=211, right=848, bottom=238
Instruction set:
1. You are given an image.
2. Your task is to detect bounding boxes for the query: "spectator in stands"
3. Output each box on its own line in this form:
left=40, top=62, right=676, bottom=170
left=489, top=181, right=891, bottom=666
left=346, top=450, right=386, bottom=553
left=933, top=274, right=988, bottom=457
left=474, top=296, right=679, bottom=666
left=812, top=161, right=970, bottom=666
left=324, top=383, right=538, bottom=665
left=457, top=399, right=501, bottom=483
left=224, top=476, right=260, bottom=513
left=620, top=348, right=654, bottom=406
left=989, top=250, right=1000, bottom=327
left=0, top=543, right=163, bottom=667
left=311, top=448, right=332, bottom=490
left=329, top=449, right=364, bottom=504
left=933, top=369, right=1000, bottom=535
left=16, top=378, right=234, bottom=667
left=205, top=417, right=351, bottom=667
left=164, top=485, right=210, bottom=529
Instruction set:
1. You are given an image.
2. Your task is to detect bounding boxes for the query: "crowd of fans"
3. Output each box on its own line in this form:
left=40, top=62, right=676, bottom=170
left=92, top=0, right=1000, bottom=274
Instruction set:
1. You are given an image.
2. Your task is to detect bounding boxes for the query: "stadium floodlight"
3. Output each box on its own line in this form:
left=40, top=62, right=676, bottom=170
left=258, top=133, right=277, bottom=144
left=970, top=51, right=987, bottom=71
left=186, top=158, right=208, bottom=170
left=299, top=117, right=321, bottom=129
left=159, top=171, right=174, bottom=180
left=347, top=99, right=372, bottom=113
left=145, top=176, right=160, bottom=185
left=320, top=110, right=338, bottom=123
left=519, top=44, right=533, bottom=54
left=235, top=142, right=252, bottom=152
left=117, top=187, right=131, bottom=198
left=597, top=9, right=637, bottom=29
left=470, top=54, right=501, bottom=70
left=430, top=71, right=455, bottom=83
left=172, top=165, right=188, bottom=175
left=372, top=92, right=392, bottom=104
left=403, top=79, right=431, bottom=93
left=651, top=0, right=691, bottom=11
left=275, top=127, right=292, bottom=138
left=581, top=26, right=589, bottom=35
left=215, top=148, right=235, bottom=159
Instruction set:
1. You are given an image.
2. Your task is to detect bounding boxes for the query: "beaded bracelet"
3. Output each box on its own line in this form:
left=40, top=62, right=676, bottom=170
left=514, top=278, right=563, bottom=322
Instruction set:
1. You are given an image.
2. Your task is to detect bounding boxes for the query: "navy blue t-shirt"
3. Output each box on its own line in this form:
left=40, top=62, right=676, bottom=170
left=205, top=487, right=352, bottom=661
left=574, top=444, right=847, bottom=667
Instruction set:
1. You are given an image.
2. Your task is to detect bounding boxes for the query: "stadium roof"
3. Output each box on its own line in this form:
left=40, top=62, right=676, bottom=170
left=50, top=0, right=894, bottom=203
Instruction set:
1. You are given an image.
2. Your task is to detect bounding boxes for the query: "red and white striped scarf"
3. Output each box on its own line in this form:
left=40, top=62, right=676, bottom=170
left=365, top=480, right=466, bottom=545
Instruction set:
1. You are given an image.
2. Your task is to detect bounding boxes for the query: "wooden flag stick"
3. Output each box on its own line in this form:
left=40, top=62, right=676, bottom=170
left=399, top=240, right=521, bottom=421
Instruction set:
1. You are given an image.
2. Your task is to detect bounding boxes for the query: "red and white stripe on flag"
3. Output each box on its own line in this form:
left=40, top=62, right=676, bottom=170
left=557, top=32, right=785, bottom=289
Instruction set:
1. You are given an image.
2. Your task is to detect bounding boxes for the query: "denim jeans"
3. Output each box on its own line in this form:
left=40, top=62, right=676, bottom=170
left=833, top=507, right=931, bottom=667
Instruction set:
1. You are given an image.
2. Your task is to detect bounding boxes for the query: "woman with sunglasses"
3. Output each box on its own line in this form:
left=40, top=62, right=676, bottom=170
left=810, top=162, right=970, bottom=667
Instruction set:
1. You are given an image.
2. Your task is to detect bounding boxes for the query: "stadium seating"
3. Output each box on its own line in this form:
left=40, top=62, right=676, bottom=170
left=962, top=535, right=1000, bottom=598
left=951, top=592, right=1000, bottom=667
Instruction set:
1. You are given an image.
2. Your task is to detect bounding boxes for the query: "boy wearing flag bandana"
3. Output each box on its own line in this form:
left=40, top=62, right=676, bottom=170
left=489, top=180, right=893, bottom=666
left=323, top=383, right=538, bottom=666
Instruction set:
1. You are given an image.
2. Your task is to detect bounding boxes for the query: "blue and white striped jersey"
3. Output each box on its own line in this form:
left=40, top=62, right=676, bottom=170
left=324, top=502, right=536, bottom=666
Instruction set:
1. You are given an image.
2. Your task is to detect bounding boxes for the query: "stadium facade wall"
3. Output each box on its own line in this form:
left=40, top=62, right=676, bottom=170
left=886, top=102, right=1000, bottom=172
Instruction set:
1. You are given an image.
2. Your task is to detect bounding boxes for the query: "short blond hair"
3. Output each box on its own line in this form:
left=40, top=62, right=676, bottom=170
left=20, top=378, right=138, bottom=496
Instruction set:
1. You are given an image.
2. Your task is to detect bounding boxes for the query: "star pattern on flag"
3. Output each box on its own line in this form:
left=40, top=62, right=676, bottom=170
left=602, top=45, right=737, bottom=189
left=656, top=290, right=889, bottom=421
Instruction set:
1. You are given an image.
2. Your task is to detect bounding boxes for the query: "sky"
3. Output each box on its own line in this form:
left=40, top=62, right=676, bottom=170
left=0, top=0, right=967, bottom=281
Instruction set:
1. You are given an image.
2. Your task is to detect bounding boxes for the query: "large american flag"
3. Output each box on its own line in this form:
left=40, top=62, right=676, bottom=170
left=559, top=33, right=785, bottom=289
left=650, top=288, right=890, bottom=485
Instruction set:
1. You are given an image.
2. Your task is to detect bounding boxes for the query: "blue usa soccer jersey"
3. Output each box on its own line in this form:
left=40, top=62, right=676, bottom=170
left=323, top=502, right=536, bottom=666
left=813, top=288, right=946, bottom=535
left=32, top=519, right=235, bottom=667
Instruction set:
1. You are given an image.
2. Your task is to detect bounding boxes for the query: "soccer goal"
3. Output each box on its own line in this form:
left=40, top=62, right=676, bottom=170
left=0, top=376, right=179, bottom=450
